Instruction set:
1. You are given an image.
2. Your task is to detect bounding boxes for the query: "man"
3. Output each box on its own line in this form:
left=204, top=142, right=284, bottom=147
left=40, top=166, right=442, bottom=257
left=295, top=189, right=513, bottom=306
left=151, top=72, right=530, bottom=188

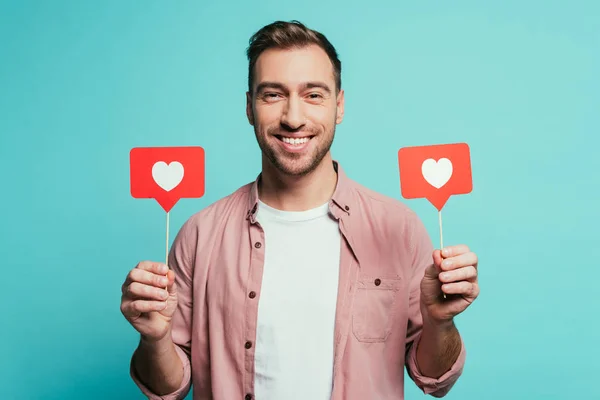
left=121, top=20, right=480, bottom=400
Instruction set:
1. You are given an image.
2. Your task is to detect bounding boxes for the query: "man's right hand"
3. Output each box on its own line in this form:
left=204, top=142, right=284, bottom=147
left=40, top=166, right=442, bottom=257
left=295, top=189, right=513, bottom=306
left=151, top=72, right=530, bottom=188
left=121, top=261, right=178, bottom=342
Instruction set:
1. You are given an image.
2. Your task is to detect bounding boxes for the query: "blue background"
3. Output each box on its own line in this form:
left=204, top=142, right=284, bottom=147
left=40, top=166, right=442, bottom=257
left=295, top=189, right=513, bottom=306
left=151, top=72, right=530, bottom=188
left=1, top=1, right=598, bottom=399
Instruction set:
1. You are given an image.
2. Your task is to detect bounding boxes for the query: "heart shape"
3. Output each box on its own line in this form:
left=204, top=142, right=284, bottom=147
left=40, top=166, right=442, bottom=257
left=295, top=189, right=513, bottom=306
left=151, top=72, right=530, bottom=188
left=152, top=161, right=184, bottom=192
left=421, top=158, right=453, bottom=189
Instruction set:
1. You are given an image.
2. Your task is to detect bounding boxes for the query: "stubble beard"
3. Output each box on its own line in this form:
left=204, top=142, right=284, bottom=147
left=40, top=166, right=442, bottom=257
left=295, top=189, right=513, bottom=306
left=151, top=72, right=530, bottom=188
left=254, top=118, right=336, bottom=177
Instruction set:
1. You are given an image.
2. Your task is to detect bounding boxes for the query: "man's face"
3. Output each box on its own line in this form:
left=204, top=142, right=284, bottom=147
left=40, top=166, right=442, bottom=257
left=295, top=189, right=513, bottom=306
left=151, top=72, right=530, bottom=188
left=246, top=44, right=344, bottom=176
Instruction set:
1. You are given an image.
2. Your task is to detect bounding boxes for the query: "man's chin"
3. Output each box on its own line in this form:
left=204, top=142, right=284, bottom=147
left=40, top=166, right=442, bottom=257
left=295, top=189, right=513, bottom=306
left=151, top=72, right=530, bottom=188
left=272, top=156, right=318, bottom=177
left=276, top=163, right=314, bottom=177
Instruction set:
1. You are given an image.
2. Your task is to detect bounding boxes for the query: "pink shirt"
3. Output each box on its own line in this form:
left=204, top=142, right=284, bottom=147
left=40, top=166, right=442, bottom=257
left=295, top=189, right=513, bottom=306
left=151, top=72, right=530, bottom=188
left=130, top=161, right=466, bottom=399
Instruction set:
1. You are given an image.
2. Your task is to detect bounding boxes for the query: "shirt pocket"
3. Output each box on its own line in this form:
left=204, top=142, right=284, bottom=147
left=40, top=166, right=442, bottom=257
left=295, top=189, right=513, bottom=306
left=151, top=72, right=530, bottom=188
left=351, top=275, right=403, bottom=343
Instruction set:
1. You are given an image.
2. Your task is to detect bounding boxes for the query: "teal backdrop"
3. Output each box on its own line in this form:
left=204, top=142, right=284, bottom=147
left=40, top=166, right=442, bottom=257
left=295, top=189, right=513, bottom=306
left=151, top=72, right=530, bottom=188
left=1, top=1, right=598, bottom=399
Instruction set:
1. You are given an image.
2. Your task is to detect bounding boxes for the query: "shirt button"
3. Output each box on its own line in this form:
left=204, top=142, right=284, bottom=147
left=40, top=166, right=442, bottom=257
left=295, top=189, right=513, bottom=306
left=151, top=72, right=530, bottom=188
left=245, top=394, right=253, bottom=400
left=245, top=341, right=252, bottom=349
left=345, top=205, right=350, bottom=211
left=374, top=278, right=381, bottom=286
left=249, top=291, right=256, bottom=299
left=254, top=242, right=262, bottom=248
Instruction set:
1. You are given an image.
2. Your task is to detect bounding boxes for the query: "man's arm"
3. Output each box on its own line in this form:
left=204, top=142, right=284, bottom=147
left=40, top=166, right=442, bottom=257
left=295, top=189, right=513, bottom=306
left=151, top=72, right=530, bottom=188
left=416, top=319, right=462, bottom=379
left=403, top=212, right=467, bottom=397
left=132, top=331, right=185, bottom=395
left=129, top=218, right=197, bottom=400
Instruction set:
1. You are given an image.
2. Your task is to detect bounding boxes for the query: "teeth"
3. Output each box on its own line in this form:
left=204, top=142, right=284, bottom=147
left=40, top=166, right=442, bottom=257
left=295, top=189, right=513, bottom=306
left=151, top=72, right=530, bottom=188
left=282, top=137, right=310, bottom=145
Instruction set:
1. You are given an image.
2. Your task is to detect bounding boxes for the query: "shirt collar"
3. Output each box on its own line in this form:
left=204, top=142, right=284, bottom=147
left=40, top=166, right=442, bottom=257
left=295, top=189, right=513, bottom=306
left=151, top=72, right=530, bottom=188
left=246, top=160, right=353, bottom=223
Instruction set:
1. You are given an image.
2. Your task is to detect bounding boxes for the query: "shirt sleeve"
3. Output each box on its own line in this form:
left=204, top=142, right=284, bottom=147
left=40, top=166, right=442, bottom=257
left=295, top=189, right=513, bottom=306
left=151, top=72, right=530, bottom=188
left=130, top=345, right=192, bottom=400
left=403, top=211, right=466, bottom=397
left=129, top=217, right=197, bottom=399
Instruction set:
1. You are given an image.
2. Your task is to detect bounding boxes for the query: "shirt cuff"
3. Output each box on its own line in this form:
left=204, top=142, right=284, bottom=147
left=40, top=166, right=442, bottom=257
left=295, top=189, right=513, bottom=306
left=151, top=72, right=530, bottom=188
left=130, top=344, right=192, bottom=400
left=406, top=332, right=466, bottom=397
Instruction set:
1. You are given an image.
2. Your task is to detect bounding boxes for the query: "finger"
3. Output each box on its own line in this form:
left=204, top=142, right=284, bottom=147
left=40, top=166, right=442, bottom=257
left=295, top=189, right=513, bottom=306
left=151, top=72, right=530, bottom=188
left=440, top=252, right=478, bottom=271
left=439, top=266, right=477, bottom=283
left=441, top=281, right=479, bottom=298
left=122, top=299, right=167, bottom=318
left=441, top=245, right=470, bottom=258
left=432, top=249, right=443, bottom=269
left=136, top=261, right=169, bottom=275
left=125, top=282, right=170, bottom=301
left=435, top=295, right=471, bottom=314
left=123, top=268, right=169, bottom=292
left=166, top=269, right=177, bottom=294
left=123, top=262, right=169, bottom=289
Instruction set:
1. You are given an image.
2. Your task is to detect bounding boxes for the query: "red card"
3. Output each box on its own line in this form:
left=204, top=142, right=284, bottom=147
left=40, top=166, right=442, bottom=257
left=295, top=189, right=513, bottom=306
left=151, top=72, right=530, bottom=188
left=130, top=146, right=205, bottom=212
left=398, top=143, right=472, bottom=210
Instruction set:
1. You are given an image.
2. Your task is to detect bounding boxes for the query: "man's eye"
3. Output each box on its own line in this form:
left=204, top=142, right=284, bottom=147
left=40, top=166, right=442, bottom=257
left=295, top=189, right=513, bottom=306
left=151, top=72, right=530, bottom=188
left=308, top=93, right=324, bottom=99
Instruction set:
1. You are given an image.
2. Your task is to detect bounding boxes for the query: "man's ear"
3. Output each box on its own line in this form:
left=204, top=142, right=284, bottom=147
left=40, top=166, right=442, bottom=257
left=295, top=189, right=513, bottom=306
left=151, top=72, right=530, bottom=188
left=246, top=91, right=254, bottom=126
left=335, top=89, right=345, bottom=124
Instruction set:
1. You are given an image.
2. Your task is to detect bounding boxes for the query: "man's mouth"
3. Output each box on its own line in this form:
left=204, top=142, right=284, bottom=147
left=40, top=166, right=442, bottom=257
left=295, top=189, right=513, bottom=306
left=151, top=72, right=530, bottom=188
left=275, top=135, right=314, bottom=146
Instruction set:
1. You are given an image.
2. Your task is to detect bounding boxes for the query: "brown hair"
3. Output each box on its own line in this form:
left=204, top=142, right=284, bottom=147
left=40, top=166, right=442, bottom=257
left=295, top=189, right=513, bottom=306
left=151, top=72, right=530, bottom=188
left=246, top=20, right=342, bottom=95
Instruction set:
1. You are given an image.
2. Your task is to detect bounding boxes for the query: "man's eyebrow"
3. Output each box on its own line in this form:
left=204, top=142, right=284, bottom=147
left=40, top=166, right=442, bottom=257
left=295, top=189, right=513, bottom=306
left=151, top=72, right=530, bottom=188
left=255, top=81, right=332, bottom=94
left=303, top=81, right=331, bottom=94
left=255, top=82, right=287, bottom=94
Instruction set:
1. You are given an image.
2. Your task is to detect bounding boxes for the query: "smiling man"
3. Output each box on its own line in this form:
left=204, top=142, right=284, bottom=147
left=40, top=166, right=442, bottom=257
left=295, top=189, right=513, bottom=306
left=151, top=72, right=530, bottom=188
left=122, top=20, right=480, bottom=400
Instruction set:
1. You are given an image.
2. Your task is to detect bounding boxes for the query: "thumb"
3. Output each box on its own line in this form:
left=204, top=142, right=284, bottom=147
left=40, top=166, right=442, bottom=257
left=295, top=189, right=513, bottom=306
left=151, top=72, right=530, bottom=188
left=423, top=250, right=443, bottom=278
left=432, top=249, right=444, bottom=268
left=423, top=262, right=440, bottom=279
left=166, top=269, right=177, bottom=295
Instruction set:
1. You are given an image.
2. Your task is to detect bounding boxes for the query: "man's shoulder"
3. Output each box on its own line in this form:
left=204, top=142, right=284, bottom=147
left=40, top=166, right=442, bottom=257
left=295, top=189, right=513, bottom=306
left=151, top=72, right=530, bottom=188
left=347, top=176, right=419, bottom=222
left=344, top=175, right=432, bottom=253
left=183, top=181, right=253, bottom=227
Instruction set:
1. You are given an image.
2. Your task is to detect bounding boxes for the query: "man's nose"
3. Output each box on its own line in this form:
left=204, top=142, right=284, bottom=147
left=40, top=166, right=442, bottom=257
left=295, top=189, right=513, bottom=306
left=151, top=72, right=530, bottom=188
left=281, top=95, right=305, bottom=130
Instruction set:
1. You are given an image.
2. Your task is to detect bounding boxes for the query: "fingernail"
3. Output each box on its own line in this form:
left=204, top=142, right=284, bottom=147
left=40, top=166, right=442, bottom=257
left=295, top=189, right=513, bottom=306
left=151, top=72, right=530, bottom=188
left=160, top=265, right=168, bottom=273
left=443, top=260, right=453, bottom=268
left=442, top=248, right=450, bottom=256
left=160, top=277, right=168, bottom=285
left=159, top=290, right=168, bottom=299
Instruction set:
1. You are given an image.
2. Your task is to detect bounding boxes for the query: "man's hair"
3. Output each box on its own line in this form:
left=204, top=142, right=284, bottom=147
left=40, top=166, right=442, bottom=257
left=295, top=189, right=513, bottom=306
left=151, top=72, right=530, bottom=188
left=246, top=20, right=342, bottom=95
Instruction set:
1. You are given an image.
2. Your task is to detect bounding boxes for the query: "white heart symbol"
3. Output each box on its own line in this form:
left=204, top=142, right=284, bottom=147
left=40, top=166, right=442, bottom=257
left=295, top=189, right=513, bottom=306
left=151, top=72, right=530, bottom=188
left=152, top=161, right=184, bottom=192
left=421, top=158, right=453, bottom=189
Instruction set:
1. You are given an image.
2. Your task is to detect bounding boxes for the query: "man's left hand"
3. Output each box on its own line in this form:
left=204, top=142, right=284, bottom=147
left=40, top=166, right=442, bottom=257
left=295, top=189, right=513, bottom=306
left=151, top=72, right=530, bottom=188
left=420, top=245, right=479, bottom=325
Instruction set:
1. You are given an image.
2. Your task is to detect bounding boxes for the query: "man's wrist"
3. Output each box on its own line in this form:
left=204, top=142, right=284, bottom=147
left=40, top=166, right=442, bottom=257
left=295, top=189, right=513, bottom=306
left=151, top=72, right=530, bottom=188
left=139, top=330, right=174, bottom=355
left=421, top=307, right=456, bottom=333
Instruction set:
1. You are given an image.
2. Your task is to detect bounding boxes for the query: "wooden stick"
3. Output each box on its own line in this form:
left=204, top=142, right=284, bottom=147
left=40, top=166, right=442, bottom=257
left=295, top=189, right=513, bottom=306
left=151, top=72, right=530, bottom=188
left=165, top=211, right=170, bottom=292
left=165, top=211, right=170, bottom=267
left=438, top=210, right=443, bottom=250
left=439, top=210, right=446, bottom=300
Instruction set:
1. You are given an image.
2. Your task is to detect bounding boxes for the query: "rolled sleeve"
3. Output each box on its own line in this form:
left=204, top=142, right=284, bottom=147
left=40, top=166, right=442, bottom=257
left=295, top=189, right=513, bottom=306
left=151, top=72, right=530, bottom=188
left=406, top=332, right=466, bottom=397
left=130, top=344, right=192, bottom=400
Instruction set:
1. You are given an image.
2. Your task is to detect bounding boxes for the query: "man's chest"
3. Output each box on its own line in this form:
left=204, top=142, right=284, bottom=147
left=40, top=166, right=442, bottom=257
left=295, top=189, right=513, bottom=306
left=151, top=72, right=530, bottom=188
left=256, top=216, right=341, bottom=318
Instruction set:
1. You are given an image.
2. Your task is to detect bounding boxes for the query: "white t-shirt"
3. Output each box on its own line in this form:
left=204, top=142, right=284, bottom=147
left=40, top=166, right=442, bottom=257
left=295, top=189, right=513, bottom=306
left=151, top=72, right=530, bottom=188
left=253, top=199, right=341, bottom=400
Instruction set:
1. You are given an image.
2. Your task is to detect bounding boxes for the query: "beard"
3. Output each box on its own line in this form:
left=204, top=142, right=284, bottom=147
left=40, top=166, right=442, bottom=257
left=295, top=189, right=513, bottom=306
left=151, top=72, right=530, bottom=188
left=253, top=118, right=336, bottom=177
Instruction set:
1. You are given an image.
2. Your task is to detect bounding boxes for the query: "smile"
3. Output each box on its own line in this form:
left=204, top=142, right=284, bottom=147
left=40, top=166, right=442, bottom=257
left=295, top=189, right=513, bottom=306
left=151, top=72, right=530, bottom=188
left=275, top=135, right=315, bottom=151
left=278, top=136, right=311, bottom=144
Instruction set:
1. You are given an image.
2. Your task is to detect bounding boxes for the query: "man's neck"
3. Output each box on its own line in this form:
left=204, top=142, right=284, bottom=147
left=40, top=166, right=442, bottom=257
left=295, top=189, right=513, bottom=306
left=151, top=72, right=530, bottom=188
left=258, top=155, right=338, bottom=212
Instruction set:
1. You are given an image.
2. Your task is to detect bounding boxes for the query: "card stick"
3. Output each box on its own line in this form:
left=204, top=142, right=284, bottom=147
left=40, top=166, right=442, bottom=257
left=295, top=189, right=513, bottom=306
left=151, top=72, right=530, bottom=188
left=165, top=211, right=170, bottom=267
left=165, top=211, right=170, bottom=292
left=438, top=210, right=443, bottom=250
left=439, top=210, right=447, bottom=300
